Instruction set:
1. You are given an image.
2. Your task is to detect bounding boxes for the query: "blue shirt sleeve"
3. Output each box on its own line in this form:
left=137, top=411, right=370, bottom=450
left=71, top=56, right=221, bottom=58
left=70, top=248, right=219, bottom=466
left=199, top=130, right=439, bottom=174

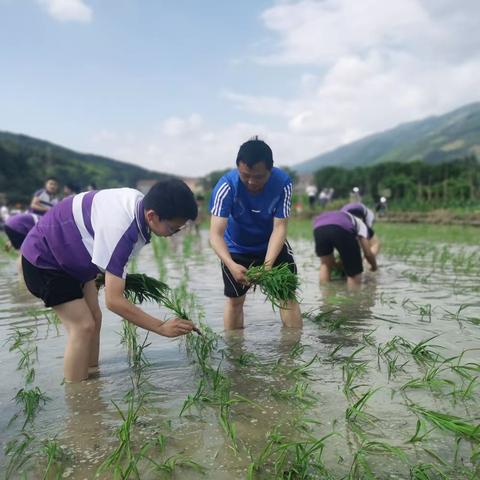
left=273, top=181, right=293, bottom=218
left=210, top=178, right=233, bottom=217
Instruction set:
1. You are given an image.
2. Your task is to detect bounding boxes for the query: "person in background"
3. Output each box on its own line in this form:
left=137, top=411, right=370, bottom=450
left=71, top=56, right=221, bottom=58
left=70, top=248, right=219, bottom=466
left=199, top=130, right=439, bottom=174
left=209, top=137, right=302, bottom=330
left=63, top=183, right=81, bottom=198
left=341, top=202, right=380, bottom=256
left=21, top=179, right=199, bottom=382
left=376, top=196, right=388, bottom=216
left=313, top=210, right=377, bottom=290
left=30, top=177, right=59, bottom=215
left=306, top=183, right=318, bottom=209
left=4, top=212, right=39, bottom=252
left=350, top=186, right=362, bottom=203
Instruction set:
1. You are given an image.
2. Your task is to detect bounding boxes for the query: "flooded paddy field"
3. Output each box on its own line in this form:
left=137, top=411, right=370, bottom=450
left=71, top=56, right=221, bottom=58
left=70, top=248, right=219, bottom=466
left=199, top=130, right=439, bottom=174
left=0, top=221, right=479, bottom=479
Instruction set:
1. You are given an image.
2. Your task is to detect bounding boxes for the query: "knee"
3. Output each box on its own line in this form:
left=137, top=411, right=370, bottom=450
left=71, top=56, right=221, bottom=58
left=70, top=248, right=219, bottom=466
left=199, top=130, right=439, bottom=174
left=227, top=296, right=245, bottom=311
left=74, top=319, right=96, bottom=339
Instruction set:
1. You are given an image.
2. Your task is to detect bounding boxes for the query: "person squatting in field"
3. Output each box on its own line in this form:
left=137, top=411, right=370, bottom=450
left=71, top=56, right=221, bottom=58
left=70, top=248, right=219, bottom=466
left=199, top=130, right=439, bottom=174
left=21, top=179, right=199, bottom=382
left=313, top=209, right=377, bottom=290
left=341, top=202, right=381, bottom=256
left=209, top=137, right=302, bottom=330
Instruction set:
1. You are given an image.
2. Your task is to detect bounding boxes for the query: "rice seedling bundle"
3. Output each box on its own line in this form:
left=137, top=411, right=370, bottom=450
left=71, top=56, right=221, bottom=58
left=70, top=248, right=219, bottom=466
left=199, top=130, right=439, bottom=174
left=245, top=262, right=299, bottom=309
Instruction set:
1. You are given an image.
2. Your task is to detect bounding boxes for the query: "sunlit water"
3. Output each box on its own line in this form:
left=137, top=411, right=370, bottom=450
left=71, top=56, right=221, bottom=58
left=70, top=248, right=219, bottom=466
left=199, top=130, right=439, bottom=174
left=0, top=228, right=479, bottom=479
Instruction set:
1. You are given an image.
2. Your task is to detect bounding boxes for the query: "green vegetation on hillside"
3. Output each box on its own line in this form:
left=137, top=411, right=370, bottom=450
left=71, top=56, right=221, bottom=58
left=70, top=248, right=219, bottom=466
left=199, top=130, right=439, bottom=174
left=313, top=156, right=479, bottom=210
left=0, top=132, right=171, bottom=204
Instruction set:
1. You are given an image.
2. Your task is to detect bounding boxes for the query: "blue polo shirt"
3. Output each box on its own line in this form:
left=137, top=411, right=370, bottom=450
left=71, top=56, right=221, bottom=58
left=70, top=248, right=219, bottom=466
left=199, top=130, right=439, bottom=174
left=210, top=167, right=292, bottom=254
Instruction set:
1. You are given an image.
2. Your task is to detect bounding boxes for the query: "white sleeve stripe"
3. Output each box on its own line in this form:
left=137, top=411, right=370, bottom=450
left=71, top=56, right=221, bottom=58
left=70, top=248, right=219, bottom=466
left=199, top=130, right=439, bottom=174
left=283, top=183, right=292, bottom=217
left=72, top=192, right=93, bottom=255
left=211, top=182, right=229, bottom=215
left=212, top=183, right=230, bottom=216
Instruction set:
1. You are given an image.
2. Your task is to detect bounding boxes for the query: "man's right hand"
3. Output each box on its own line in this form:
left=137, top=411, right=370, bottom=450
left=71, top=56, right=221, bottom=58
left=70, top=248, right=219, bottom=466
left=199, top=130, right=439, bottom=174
left=228, top=262, right=248, bottom=285
left=157, top=318, right=196, bottom=337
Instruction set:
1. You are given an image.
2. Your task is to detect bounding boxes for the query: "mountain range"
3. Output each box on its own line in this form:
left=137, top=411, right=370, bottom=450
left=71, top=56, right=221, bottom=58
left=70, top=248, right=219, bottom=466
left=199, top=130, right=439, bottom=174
left=294, top=102, right=480, bottom=173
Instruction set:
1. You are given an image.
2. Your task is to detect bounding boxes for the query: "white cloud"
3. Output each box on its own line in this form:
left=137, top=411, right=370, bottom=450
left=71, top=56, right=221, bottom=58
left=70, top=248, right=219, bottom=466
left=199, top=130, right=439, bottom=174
left=88, top=1, right=480, bottom=175
left=37, top=0, right=92, bottom=23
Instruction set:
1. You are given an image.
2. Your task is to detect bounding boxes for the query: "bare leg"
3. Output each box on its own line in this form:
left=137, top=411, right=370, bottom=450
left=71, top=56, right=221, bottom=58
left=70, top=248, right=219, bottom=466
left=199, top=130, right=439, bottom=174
left=82, top=280, right=102, bottom=368
left=224, top=295, right=246, bottom=330
left=54, top=299, right=96, bottom=382
left=369, top=236, right=380, bottom=257
left=346, top=274, right=362, bottom=291
left=280, top=299, right=303, bottom=328
left=319, top=254, right=335, bottom=283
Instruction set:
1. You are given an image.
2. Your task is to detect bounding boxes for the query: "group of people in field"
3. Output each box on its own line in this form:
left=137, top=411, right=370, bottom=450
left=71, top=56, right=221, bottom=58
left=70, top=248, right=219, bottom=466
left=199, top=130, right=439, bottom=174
left=3, top=137, right=380, bottom=383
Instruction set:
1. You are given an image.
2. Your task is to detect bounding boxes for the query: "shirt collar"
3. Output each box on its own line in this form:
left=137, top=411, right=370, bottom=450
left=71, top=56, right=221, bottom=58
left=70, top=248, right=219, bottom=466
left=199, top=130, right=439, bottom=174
left=135, top=198, right=151, bottom=244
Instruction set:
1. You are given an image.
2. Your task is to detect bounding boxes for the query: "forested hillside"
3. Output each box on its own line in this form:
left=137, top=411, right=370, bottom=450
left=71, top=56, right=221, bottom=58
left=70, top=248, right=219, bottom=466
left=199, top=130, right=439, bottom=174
left=0, top=132, right=171, bottom=204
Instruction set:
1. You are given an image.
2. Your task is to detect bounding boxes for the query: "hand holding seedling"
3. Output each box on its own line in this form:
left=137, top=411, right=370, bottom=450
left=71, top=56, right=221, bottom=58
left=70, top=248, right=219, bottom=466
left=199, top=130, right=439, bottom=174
left=228, top=262, right=249, bottom=285
left=158, top=318, right=199, bottom=337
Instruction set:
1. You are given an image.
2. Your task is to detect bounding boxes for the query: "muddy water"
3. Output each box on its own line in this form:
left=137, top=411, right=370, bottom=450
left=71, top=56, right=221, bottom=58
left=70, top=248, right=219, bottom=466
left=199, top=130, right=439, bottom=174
left=0, top=229, right=479, bottom=479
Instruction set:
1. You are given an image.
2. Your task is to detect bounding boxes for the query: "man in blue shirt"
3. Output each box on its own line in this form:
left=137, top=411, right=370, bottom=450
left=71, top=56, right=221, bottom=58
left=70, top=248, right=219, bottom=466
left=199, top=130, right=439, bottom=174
left=209, top=137, right=302, bottom=330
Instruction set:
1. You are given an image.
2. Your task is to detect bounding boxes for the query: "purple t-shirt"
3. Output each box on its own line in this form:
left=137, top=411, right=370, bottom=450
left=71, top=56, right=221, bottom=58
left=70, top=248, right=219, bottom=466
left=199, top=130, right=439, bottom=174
left=5, top=213, right=39, bottom=236
left=313, top=211, right=368, bottom=238
left=22, top=188, right=150, bottom=282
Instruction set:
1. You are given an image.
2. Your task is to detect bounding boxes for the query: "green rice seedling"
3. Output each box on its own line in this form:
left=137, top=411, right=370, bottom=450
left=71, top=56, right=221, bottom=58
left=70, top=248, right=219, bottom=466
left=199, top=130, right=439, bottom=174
left=96, top=272, right=169, bottom=304
left=348, top=440, right=408, bottom=480
left=400, top=365, right=454, bottom=392
left=287, top=355, right=319, bottom=379
left=42, top=438, right=70, bottom=480
left=4, top=432, right=35, bottom=479
left=343, top=360, right=369, bottom=398
left=409, top=404, right=480, bottom=441
left=345, top=388, right=379, bottom=424
left=383, top=353, right=408, bottom=381
left=271, top=381, right=317, bottom=407
left=409, top=463, right=449, bottom=480
left=245, top=262, right=299, bottom=309
left=150, top=236, right=169, bottom=281
left=179, top=378, right=213, bottom=416
left=248, top=431, right=336, bottom=480
left=97, top=391, right=148, bottom=479
left=13, top=387, right=49, bottom=429
left=407, top=419, right=435, bottom=443
left=182, top=232, right=195, bottom=258
left=288, top=341, right=305, bottom=359
left=418, top=303, right=432, bottom=322
left=362, top=328, right=377, bottom=347
left=145, top=454, right=206, bottom=475
left=231, top=351, right=258, bottom=367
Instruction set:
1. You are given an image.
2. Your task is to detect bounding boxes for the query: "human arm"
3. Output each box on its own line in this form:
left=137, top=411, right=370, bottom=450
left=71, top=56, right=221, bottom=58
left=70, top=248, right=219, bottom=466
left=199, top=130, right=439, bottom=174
left=104, top=272, right=195, bottom=337
left=264, top=217, right=288, bottom=268
left=30, top=193, right=50, bottom=213
left=209, top=215, right=247, bottom=283
left=359, top=237, right=377, bottom=271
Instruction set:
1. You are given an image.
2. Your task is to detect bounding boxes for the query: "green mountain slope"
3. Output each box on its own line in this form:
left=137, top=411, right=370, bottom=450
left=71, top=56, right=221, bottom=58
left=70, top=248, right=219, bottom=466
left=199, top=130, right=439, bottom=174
left=0, top=131, right=171, bottom=204
left=294, top=102, right=480, bottom=173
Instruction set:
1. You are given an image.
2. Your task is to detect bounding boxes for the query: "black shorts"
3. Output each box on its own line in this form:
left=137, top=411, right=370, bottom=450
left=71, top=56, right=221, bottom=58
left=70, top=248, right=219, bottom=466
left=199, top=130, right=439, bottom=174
left=222, top=242, right=297, bottom=298
left=22, top=256, right=84, bottom=308
left=313, top=225, right=363, bottom=277
left=4, top=225, right=26, bottom=250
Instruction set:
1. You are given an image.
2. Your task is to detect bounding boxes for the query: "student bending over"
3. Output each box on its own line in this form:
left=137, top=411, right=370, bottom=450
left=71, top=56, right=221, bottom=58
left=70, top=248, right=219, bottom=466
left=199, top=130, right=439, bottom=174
left=313, top=210, right=377, bottom=290
left=21, top=180, right=198, bottom=382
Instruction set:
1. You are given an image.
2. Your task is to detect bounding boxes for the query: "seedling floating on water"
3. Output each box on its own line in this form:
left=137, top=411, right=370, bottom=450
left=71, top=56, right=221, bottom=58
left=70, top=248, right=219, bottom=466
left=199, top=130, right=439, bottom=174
left=13, top=387, right=49, bottom=429
left=245, top=262, right=299, bottom=309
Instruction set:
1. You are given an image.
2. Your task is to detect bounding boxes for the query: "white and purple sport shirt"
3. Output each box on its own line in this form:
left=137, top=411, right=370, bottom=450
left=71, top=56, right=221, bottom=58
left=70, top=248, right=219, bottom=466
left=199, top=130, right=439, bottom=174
left=22, top=188, right=151, bottom=283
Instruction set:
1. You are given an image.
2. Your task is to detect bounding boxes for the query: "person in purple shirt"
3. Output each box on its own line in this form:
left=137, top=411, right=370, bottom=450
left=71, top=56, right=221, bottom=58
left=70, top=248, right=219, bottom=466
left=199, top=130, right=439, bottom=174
left=4, top=212, right=39, bottom=251
left=21, top=179, right=199, bottom=382
left=313, top=210, right=377, bottom=289
left=341, top=202, right=380, bottom=256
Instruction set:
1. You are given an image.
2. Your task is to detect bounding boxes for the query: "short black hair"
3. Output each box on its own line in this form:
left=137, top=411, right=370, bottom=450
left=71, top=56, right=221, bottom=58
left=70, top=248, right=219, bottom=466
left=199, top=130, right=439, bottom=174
left=45, top=176, right=59, bottom=183
left=236, top=137, right=273, bottom=170
left=65, top=183, right=80, bottom=193
left=144, top=178, right=198, bottom=221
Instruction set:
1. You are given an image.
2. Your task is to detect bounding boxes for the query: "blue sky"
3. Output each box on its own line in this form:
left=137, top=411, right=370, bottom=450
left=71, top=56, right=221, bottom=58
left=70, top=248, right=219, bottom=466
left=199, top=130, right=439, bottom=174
left=1, top=0, right=480, bottom=175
